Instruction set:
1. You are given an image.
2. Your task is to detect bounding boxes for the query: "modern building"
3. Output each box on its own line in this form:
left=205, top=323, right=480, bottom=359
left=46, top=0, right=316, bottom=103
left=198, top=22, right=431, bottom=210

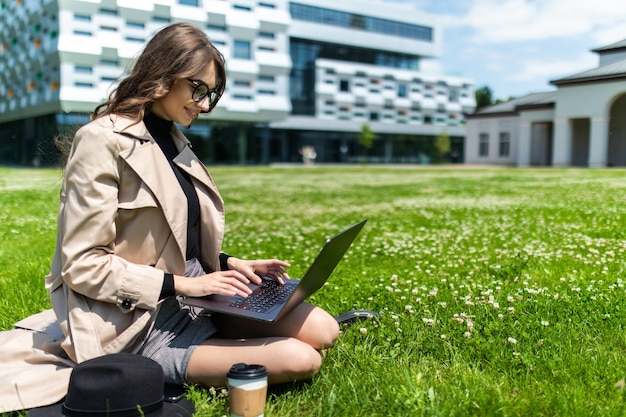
left=465, top=38, right=626, bottom=168
left=0, top=0, right=476, bottom=166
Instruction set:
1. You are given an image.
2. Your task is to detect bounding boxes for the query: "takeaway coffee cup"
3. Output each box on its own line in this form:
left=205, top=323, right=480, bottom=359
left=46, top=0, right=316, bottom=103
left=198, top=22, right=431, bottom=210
left=227, top=363, right=269, bottom=417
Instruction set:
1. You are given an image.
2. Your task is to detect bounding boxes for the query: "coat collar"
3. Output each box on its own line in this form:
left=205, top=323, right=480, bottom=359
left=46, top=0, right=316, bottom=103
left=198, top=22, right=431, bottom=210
left=110, top=114, right=223, bottom=266
left=109, top=114, right=214, bottom=190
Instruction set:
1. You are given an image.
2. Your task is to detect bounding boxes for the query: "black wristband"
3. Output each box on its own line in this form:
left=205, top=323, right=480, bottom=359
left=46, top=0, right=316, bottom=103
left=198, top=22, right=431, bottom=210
left=219, top=253, right=231, bottom=271
left=159, top=273, right=175, bottom=299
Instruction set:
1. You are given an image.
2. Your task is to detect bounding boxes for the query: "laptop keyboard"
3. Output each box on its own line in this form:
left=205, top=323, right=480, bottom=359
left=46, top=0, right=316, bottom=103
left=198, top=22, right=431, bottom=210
left=229, top=280, right=296, bottom=313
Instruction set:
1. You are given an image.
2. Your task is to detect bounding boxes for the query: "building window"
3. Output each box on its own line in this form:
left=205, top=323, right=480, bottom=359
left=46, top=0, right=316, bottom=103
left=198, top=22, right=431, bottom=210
left=207, top=24, right=226, bottom=32
left=75, top=65, right=92, bottom=73
left=398, top=85, right=407, bottom=98
left=289, top=2, right=433, bottom=42
left=127, top=21, right=145, bottom=29
left=74, top=14, right=91, bottom=21
left=449, top=88, right=459, bottom=102
left=499, top=132, right=510, bottom=157
left=479, top=133, right=489, bottom=157
left=99, top=8, right=117, bottom=15
left=339, top=79, right=350, bottom=92
left=178, top=0, right=198, bottom=6
left=233, top=40, right=251, bottom=59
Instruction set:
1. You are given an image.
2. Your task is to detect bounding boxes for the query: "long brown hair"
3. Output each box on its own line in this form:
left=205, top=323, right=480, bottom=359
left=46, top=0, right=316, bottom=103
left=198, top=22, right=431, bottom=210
left=93, top=22, right=226, bottom=121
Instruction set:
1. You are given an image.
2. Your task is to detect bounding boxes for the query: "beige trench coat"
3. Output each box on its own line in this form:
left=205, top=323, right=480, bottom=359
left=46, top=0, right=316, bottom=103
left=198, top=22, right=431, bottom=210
left=0, top=114, right=225, bottom=412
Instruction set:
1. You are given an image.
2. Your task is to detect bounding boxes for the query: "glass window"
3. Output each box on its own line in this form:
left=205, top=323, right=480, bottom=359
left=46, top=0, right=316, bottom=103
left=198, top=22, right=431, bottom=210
left=290, top=2, right=432, bottom=42
left=178, top=0, right=198, bottom=6
left=233, top=40, right=251, bottom=59
left=479, top=133, right=489, bottom=157
left=499, top=132, right=510, bottom=157
left=339, top=79, right=349, bottom=92
left=75, top=65, right=92, bottom=73
left=207, top=24, right=226, bottom=32
left=127, top=21, right=145, bottom=29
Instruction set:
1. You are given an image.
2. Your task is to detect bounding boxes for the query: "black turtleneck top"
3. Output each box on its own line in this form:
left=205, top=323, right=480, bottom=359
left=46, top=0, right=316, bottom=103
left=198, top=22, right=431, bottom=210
left=144, top=112, right=201, bottom=297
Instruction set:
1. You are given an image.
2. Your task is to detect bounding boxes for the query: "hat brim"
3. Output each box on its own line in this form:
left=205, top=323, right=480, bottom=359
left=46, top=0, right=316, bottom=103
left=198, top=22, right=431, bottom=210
left=28, top=398, right=195, bottom=417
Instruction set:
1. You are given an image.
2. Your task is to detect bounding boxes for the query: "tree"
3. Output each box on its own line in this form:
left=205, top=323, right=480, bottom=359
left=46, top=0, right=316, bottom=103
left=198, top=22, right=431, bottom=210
left=434, top=129, right=451, bottom=162
left=475, top=85, right=494, bottom=109
left=360, top=122, right=374, bottom=149
left=359, top=122, right=374, bottom=162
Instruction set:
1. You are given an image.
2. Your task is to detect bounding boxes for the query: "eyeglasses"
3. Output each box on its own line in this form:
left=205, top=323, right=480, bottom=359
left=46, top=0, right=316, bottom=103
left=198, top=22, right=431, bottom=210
left=186, top=78, right=221, bottom=111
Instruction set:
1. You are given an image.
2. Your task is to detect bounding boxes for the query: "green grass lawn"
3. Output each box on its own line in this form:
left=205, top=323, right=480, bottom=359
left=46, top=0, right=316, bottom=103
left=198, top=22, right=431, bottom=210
left=3, top=165, right=626, bottom=416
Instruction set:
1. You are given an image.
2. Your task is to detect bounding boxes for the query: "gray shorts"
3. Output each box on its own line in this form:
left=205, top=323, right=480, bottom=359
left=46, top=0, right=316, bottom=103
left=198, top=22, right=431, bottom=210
left=139, top=259, right=217, bottom=384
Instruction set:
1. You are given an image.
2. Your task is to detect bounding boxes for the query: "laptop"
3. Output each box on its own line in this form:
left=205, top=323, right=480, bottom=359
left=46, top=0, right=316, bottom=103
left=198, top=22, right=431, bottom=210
left=181, top=219, right=367, bottom=322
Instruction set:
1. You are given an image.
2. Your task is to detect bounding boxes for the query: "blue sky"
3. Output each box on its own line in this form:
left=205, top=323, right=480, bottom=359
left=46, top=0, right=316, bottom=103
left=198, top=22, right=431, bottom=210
left=383, top=0, right=626, bottom=100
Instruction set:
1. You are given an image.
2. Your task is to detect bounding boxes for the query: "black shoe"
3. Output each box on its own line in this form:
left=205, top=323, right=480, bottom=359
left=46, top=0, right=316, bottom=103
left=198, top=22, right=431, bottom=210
left=335, top=310, right=379, bottom=325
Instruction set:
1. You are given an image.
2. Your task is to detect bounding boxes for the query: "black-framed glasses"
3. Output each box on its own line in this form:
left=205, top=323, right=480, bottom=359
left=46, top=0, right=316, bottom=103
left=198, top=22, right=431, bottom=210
left=186, top=78, right=221, bottom=111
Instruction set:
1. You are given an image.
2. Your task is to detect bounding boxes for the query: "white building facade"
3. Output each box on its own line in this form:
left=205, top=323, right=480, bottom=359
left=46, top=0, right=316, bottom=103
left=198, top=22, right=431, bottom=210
left=465, top=39, right=626, bottom=168
left=0, top=0, right=475, bottom=165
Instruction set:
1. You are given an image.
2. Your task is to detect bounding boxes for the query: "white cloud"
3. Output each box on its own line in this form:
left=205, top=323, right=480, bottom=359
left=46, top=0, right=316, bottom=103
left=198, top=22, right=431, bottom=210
left=507, top=52, right=598, bottom=82
left=593, top=23, right=626, bottom=46
left=447, top=0, right=626, bottom=44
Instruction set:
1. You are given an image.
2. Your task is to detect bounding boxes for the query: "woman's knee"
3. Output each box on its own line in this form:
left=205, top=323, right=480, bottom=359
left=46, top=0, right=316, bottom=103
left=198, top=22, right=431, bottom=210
left=275, top=340, right=323, bottom=381
left=305, top=308, right=340, bottom=350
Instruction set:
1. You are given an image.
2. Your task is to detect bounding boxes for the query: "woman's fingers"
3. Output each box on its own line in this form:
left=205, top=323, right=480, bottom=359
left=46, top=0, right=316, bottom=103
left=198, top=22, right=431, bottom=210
left=215, top=271, right=254, bottom=296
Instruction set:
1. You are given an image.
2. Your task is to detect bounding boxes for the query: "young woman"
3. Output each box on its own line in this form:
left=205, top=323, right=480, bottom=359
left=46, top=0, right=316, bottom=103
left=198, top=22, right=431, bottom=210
left=45, top=22, right=340, bottom=388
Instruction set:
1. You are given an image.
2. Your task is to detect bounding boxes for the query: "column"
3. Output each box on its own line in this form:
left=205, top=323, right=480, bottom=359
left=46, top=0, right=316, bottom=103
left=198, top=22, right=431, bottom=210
left=517, top=121, right=531, bottom=167
left=238, top=124, right=247, bottom=165
left=551, top=118, right=571, bottom=167
left=384, top=136, right=393, bottom=163
left=588, top=115, right=609, bottom=168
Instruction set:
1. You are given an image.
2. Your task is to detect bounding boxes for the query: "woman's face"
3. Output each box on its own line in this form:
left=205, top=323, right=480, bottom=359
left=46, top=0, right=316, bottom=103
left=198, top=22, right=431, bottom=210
left=151, top=61, right=217, bottom=125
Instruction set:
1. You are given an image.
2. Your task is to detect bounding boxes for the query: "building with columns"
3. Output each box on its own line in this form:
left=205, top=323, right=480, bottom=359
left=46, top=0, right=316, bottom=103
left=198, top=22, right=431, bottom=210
left=465, top=38, right=626, bottom=168
left=0, top=0, right=475, bottom=166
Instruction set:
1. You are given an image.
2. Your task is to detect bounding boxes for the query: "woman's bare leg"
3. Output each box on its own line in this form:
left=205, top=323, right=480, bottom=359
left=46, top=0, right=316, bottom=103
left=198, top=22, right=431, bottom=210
left=186, top=303, right=340, bottom=386
left=186, top=336, right=322, bottom=386
left=211, top=302, right=340, bottom=350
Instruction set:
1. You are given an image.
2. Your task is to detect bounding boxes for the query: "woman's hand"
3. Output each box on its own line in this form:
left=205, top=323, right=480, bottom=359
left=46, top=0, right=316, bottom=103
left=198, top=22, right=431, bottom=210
left=173, top=270, right=255, bottom=298
left=227, top=257, right=291, bottom=285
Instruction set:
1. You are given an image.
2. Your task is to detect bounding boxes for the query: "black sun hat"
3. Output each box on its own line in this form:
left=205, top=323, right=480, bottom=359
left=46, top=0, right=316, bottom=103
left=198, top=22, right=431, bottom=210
left=28, top=353, right=194, bottom=417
